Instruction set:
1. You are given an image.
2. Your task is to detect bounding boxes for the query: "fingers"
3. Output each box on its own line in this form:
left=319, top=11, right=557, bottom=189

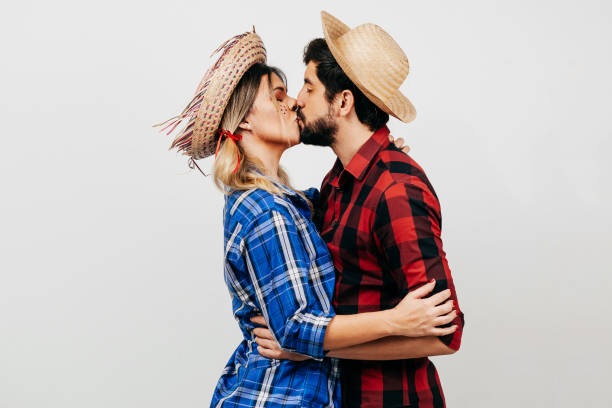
left=253, top=327, right=275, bottom=340
left=258, top=345, right=282, bottom=359
left=254, top=337, right=280, bottom=351
left=433, top=310, right=458, bottom=326
left=434, top=299, right=454, bottom=316
left=389, top=135, right=410, bottom=152
left=250, top=315, right=267, bottom=326
left=255, top=337, right=305, bottom=361
left=408, top=279, right=436, bottom=299
left=431, top=325, right=458, bottom=336
left=427, top=288, right=452, bottom=306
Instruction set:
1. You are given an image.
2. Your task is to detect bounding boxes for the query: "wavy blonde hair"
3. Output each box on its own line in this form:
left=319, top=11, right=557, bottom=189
left=213, top=63, right=299, bottom=198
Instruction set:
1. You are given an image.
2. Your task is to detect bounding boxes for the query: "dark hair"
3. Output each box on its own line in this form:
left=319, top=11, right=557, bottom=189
left=303, top=38, right=389, bottom=131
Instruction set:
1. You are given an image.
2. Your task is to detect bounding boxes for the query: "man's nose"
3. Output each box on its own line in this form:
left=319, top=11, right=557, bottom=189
left=296, top=94, right=305, bottom=109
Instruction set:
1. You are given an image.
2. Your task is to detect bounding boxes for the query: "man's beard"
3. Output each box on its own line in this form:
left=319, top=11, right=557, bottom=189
left=298, top=108, right=337, bottom=147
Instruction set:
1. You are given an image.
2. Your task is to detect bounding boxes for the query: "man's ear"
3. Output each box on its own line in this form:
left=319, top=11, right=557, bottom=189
left=337, top=90, right=354, bottom=117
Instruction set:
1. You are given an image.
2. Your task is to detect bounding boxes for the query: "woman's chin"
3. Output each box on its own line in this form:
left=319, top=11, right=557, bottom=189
left=281, top=138, right=299, bottom=149
left=282, top=131, right=300, bottom=147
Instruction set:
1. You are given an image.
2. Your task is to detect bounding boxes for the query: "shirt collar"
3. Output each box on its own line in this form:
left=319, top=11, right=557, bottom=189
left=329, top=126, right=391, bottom=187
left=251, top=167, right=299, bottom=197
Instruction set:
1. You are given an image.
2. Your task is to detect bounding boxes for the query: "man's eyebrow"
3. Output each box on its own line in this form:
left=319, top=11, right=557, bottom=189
left=303, top=78, right=313, bottom=85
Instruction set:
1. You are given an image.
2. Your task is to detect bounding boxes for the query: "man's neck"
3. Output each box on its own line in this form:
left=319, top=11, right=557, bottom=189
left=331, top=120, right=375, bottom=168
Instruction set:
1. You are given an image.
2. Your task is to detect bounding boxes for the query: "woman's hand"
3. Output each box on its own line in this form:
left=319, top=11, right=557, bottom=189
left=389, top=134, right=411, bottom=154
left=387, top=279, right=458, bottom=337
left=251, top=320, right=312, bottom=361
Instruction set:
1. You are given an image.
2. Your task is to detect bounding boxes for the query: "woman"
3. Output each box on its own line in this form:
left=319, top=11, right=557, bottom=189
left=157, top=30, right=457, bottom=407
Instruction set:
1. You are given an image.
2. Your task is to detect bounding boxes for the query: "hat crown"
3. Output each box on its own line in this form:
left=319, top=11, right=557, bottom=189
left=321, top=11, right=416, bottom=122
left=335, top=23, right=409, bottom=100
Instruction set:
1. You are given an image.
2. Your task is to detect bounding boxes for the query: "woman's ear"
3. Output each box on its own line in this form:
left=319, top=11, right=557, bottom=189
left=238, top=120, right=251, bottom=131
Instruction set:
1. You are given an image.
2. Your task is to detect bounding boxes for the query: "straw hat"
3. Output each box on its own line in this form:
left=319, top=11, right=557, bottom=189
left=155, top=29, right=266, bottom=159
left=320, top=11, right=416, bottom=123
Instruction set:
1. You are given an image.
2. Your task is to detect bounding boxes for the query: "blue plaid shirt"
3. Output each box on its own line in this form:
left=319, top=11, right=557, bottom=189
left=211, top=178, right=341, bottom=408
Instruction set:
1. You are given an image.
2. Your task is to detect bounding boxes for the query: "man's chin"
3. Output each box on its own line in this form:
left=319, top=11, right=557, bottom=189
left=299, top=133, right=332, bottom=147
left=298, top=116, right=337, bottom=147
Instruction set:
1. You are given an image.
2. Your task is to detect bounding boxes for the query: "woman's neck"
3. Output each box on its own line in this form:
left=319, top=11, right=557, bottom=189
left=241, top=137, right=285, bottom=182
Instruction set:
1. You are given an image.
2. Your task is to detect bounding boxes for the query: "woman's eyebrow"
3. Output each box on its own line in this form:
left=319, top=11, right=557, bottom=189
left=273, top=86, right=287, bottom=93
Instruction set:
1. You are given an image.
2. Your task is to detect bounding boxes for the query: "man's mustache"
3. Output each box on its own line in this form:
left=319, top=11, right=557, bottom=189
left=295, top=107, right=305, bottom=122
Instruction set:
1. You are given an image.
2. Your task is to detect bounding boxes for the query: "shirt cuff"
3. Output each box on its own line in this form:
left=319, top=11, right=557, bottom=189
left=284, top=311, right=334, bottom=360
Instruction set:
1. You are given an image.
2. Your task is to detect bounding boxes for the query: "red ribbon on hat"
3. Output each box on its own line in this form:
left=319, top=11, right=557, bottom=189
left=214, top=129, right=242, bottom=174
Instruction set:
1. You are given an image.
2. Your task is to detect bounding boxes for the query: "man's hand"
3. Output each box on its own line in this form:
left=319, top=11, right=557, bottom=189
left=386, top=279, right=458, bottom=337
left=250, top=316, right=311, bottom=361
left=389, top=134, right=410, bottom=154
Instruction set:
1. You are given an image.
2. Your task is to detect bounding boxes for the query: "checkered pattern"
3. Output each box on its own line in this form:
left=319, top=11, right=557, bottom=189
left=211, top=180, right=341, bottom=407
left=315, top=126, right=464, bottom=408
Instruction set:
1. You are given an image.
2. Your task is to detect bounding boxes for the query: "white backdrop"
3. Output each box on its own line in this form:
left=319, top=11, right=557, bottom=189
left=1, top=0, right=611, bottom=406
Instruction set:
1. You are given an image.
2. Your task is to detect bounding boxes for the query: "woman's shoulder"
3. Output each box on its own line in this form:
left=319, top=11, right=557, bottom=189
left=224, top=187, right=286, bottom=222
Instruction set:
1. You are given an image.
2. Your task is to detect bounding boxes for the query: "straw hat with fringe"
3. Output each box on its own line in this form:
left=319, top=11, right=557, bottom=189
left=320, top=11, right=416, bottom=123
left=154, top=28, right=266, bottom=160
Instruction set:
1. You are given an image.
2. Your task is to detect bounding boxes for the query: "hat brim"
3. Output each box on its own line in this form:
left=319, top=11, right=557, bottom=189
left=172, top=31, right=266, bottom=159
left=321, top=11, right=416, bottom=123
left=385, top=90, right=416, bottom=123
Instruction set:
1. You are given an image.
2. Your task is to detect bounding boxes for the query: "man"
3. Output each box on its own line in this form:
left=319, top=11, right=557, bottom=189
left=254, top=11, right=464, bottom=407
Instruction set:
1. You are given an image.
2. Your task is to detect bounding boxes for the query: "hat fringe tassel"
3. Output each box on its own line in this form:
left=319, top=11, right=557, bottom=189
left=154, top=30, right=255, bottom=157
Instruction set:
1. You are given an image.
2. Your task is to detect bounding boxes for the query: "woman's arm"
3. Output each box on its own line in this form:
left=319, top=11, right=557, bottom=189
left=242, top=209, right=334, bottom=360
left=254, top=330, right=456, bottom=362
left=251, top=279, right=457, bottom=352
left=321, top=283, right=457, bottom=350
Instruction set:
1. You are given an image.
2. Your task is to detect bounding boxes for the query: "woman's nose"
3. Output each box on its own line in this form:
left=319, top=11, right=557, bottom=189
left=286, top=96, right=297, bottom=111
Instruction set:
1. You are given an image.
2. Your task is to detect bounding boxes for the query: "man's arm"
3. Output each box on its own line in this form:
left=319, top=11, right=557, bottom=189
left=373, top=181, right=464, bottom=351
left=254, top=332, right=455, bottom=361
left=326, top=335, right=455, bottom=360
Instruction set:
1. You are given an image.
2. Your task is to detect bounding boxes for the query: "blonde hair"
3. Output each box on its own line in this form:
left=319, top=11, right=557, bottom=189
left=213, top=63, right=307, bottom=204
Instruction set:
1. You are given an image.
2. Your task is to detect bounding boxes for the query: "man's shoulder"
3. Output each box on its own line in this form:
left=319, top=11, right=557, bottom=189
left=373, top=146, right=437, bottom=199
left=376, top=145, right=428, bottom=182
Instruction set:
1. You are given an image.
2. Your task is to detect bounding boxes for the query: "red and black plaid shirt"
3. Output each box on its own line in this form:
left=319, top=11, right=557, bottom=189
left=315, top=126, right=464, bottom=408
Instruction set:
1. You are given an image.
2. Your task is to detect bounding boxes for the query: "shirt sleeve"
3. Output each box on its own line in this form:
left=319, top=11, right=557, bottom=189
left=243, top=208, right=335, bottom=359
left=301, top=187, right=320, bottom=206
left=373, top=181, right=464, bottom=351
left=300, top=187, right=323, bottom=232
